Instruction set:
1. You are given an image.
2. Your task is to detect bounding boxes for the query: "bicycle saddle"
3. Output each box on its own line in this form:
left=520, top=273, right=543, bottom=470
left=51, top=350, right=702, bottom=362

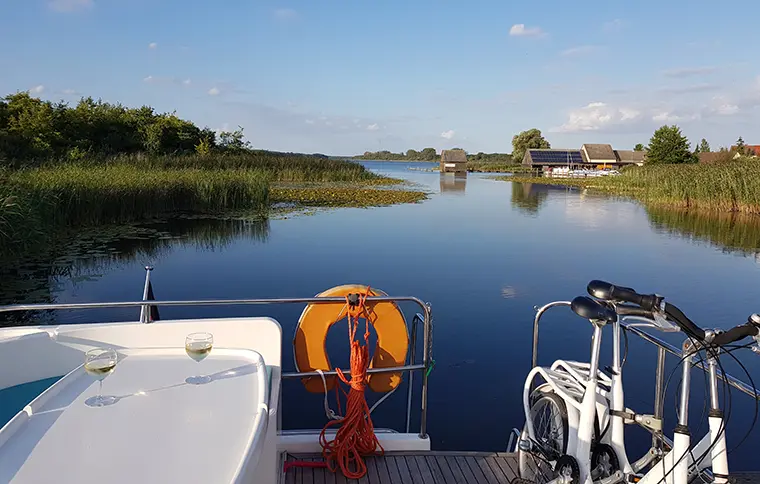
left=571, top=296, right=617, bottom=323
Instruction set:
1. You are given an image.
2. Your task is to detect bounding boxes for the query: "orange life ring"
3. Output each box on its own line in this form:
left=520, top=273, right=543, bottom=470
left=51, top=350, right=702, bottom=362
left=294, top=285, right=409, bottom=393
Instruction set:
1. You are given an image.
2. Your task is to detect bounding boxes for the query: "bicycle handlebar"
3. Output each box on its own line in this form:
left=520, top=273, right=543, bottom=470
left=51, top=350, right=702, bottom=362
left=615, top=305, right=655, bottom=318
left=589, top=280, right=707, bottom=340
left=587, top=280, right=662, bottom=310
left=662, top=302, right=707, bottom=341
left=711, top=318, right=760, bottom=346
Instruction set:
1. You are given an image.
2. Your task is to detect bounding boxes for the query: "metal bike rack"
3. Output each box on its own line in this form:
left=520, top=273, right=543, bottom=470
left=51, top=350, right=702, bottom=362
left=529, top=301, right=760, bottom=451
left=0, top=269, right=434, bottom=440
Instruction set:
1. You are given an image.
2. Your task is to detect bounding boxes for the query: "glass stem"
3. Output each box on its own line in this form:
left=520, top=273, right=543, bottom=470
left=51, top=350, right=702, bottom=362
left=98, top=379, right=103, bottom=397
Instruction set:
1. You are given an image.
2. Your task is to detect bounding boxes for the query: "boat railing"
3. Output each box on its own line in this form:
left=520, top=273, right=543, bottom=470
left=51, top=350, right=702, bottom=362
left=529, top=301, right=760, bottom=451
left=0, top=267, right=434, bottom=440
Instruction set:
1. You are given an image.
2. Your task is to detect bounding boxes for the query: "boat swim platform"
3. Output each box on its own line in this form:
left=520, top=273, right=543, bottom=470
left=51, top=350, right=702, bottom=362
left=281, top=451, right=519, bottom=484
left=280, top=451, right=760, bottom=484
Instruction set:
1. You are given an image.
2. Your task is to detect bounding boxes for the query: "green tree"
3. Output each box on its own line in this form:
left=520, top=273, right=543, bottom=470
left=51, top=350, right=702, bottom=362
left=420, top=147, right=437, bottom=161
left=699, top=138, right=711, bottom=153
left=218, top=126, right=251, bottom=152
left=646, top=125, right=697, bottom=164
left=634, top=143, right=645, bottom=151
left=735, top=136, right=747, bottom=155
left=406, top=149, right=419, bottom=159
left=511, top=128, right=550, bottom=163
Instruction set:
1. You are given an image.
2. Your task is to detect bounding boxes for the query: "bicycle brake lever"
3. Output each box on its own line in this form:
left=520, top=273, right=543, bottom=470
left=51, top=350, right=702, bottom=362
left=653, top=311, right=680, bottom=332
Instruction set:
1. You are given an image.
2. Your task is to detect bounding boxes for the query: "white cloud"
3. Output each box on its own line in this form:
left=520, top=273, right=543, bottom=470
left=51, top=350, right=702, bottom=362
left=305, top=119, right=315, bottom=124
left=48, top=0, right=92, bottom=12
left=552, top=87, right=755, bottom=134
left=273, top=8, right=298, bottom=20
left=509, top=24, right=545, bottom=38
left=441, top=129, right=456, bottom=140
left=143, top=75, right=154, bottom=83
left=366, top=123, right=379, bottom=131
left=208, top=87, right=220, bottom=96
left=663, top=66, right=717, bottom=78
left=560, top=45, right=600, bottom=57
left=182, top=79, right=191, bottom=86
left=552, top=102, right=643, bottom=133
left=148, top=42, right=158, bottom=50
left=61, top=88, right=80, bottom=95
left=30, top=85, right=45, bottom=94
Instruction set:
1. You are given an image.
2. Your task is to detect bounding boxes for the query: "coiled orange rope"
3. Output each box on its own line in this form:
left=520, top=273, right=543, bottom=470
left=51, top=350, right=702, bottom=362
left=318, top=289, right=384, bottom=479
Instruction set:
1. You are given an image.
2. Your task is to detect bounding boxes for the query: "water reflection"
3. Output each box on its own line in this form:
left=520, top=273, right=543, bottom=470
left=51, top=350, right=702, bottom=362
left=439, top=173, right=467, bottom=194
left=0, top=217, right=270, bottom=326
left=510, top=182, right=549, bottom=215
left=646, top=207, right=760, bottom=257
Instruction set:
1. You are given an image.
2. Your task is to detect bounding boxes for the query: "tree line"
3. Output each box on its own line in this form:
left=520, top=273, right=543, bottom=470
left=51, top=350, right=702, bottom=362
left=355, top=148, right=514, bottom=163
left=0, top=92, right=252, bottom=167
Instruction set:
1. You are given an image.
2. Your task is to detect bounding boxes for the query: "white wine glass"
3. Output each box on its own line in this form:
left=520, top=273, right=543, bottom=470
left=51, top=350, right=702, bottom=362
left=185, top=332, right=213, bottom=385
left=84, top=347, right=118, bottom=407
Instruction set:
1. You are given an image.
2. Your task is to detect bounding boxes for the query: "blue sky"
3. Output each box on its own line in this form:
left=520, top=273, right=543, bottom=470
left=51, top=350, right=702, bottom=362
left=1, top=0, right=758, bottom=155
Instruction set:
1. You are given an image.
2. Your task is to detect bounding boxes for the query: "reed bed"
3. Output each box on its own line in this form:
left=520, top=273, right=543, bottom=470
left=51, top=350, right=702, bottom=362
left=466, top=162, right=534, bottom=173
left=9, top=165, right=271, bottom=226
left=77, top=153, right=388, bottom=183
left=504, top=160, right=760, bottom=214
left=0, top=153, right=421, bottom=255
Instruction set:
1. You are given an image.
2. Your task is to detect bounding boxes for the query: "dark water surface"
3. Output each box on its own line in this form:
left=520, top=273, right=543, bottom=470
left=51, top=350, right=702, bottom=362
left=2, top=161, right=760, bottom=469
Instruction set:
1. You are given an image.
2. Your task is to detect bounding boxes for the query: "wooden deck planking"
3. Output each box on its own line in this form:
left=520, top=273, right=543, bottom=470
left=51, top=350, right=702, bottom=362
left=283, top=452, right=520, bottom=484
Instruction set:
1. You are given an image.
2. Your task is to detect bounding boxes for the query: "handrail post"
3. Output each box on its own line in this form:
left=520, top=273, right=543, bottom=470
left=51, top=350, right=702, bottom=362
left=405, top=314, right=420, bottom=434
left=419, top=303, right=432, bottom=439
left=139, top=266, right=154, bottom=324
left=653, top=346, right=666, bottom=450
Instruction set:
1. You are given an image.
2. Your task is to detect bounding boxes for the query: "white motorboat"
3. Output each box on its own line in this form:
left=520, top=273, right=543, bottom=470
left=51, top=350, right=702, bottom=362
left=0, top=267, right=476, bottom=484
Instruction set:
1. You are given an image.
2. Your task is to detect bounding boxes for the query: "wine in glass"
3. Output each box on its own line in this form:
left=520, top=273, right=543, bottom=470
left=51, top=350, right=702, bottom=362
left=84, top=348, right=118, bottom=407
left=185, top=332, right=213, bottom=384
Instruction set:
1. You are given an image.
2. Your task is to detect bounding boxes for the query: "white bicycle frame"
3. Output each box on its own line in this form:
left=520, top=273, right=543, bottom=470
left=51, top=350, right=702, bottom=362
left=519, top=302, right=740, bottom=484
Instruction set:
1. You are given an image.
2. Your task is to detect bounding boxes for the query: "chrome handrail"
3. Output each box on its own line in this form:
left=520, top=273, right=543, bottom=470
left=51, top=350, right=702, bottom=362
left=0, top=274, right=434, bottom=439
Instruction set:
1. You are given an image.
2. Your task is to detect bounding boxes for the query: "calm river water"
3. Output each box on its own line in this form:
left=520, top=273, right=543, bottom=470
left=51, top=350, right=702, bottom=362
left=2, top=161, right=760, bottom=469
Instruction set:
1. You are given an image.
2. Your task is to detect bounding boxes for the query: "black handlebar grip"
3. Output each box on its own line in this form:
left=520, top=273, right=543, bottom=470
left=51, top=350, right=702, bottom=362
left=615, top=305, right=655, bottom=318
left=664, top=302, right=706, bottom=341
left=711, top=323, right=760, bottom=346
left=587, top=280, right=661, bottom=310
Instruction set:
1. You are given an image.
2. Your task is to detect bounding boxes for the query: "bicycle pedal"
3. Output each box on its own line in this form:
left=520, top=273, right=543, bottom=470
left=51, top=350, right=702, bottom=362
left=626, top=474, right=644, bottom=483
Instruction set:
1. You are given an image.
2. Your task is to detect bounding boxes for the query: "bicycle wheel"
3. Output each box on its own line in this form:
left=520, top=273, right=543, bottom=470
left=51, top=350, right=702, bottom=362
left=518, top=391, right=569, bottom=483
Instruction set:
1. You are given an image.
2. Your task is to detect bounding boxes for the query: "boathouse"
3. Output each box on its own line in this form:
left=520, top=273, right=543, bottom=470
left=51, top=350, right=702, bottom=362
left=440, top=149, right=467, bottom=173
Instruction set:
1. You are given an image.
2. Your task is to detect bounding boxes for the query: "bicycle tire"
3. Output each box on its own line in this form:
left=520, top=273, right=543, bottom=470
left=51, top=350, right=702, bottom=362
left=518, top=391, right=569, bottom=482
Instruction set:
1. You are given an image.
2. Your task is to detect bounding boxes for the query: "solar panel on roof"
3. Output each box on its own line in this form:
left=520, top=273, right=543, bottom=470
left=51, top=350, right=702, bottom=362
left=528, top=150, right=583, bottom=164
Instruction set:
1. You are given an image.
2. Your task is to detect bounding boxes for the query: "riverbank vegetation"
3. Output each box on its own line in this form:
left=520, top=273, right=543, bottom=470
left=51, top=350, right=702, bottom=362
left=0, top=92, right=424, bottom=256
left=502, top=124, right=760, bottom=214
left=504, top=158, right=760, bottom=213
left=354, top=148, right=515, bottom=164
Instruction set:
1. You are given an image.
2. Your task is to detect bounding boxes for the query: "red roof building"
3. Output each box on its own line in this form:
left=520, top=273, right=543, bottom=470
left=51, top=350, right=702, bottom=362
left=731, top=145, right=760, bottom=156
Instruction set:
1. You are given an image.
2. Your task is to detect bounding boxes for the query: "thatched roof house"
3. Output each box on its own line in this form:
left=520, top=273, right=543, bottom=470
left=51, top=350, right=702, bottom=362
left=440, top=149, right=467, bottom=173
left=581, top=144, right=617, bottom=164
left=614, top=150, right=646, bottom=165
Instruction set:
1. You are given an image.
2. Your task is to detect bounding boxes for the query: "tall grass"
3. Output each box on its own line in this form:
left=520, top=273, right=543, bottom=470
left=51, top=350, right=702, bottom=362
left=506, top=159, right=760, bottom=214
left=0, top=152, right=414, bottom=255
left=65, top=152, right=385, bottom=183
left=9, top=165, right=271, bottom=226
left=466, top=162, right=534, bottom=173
